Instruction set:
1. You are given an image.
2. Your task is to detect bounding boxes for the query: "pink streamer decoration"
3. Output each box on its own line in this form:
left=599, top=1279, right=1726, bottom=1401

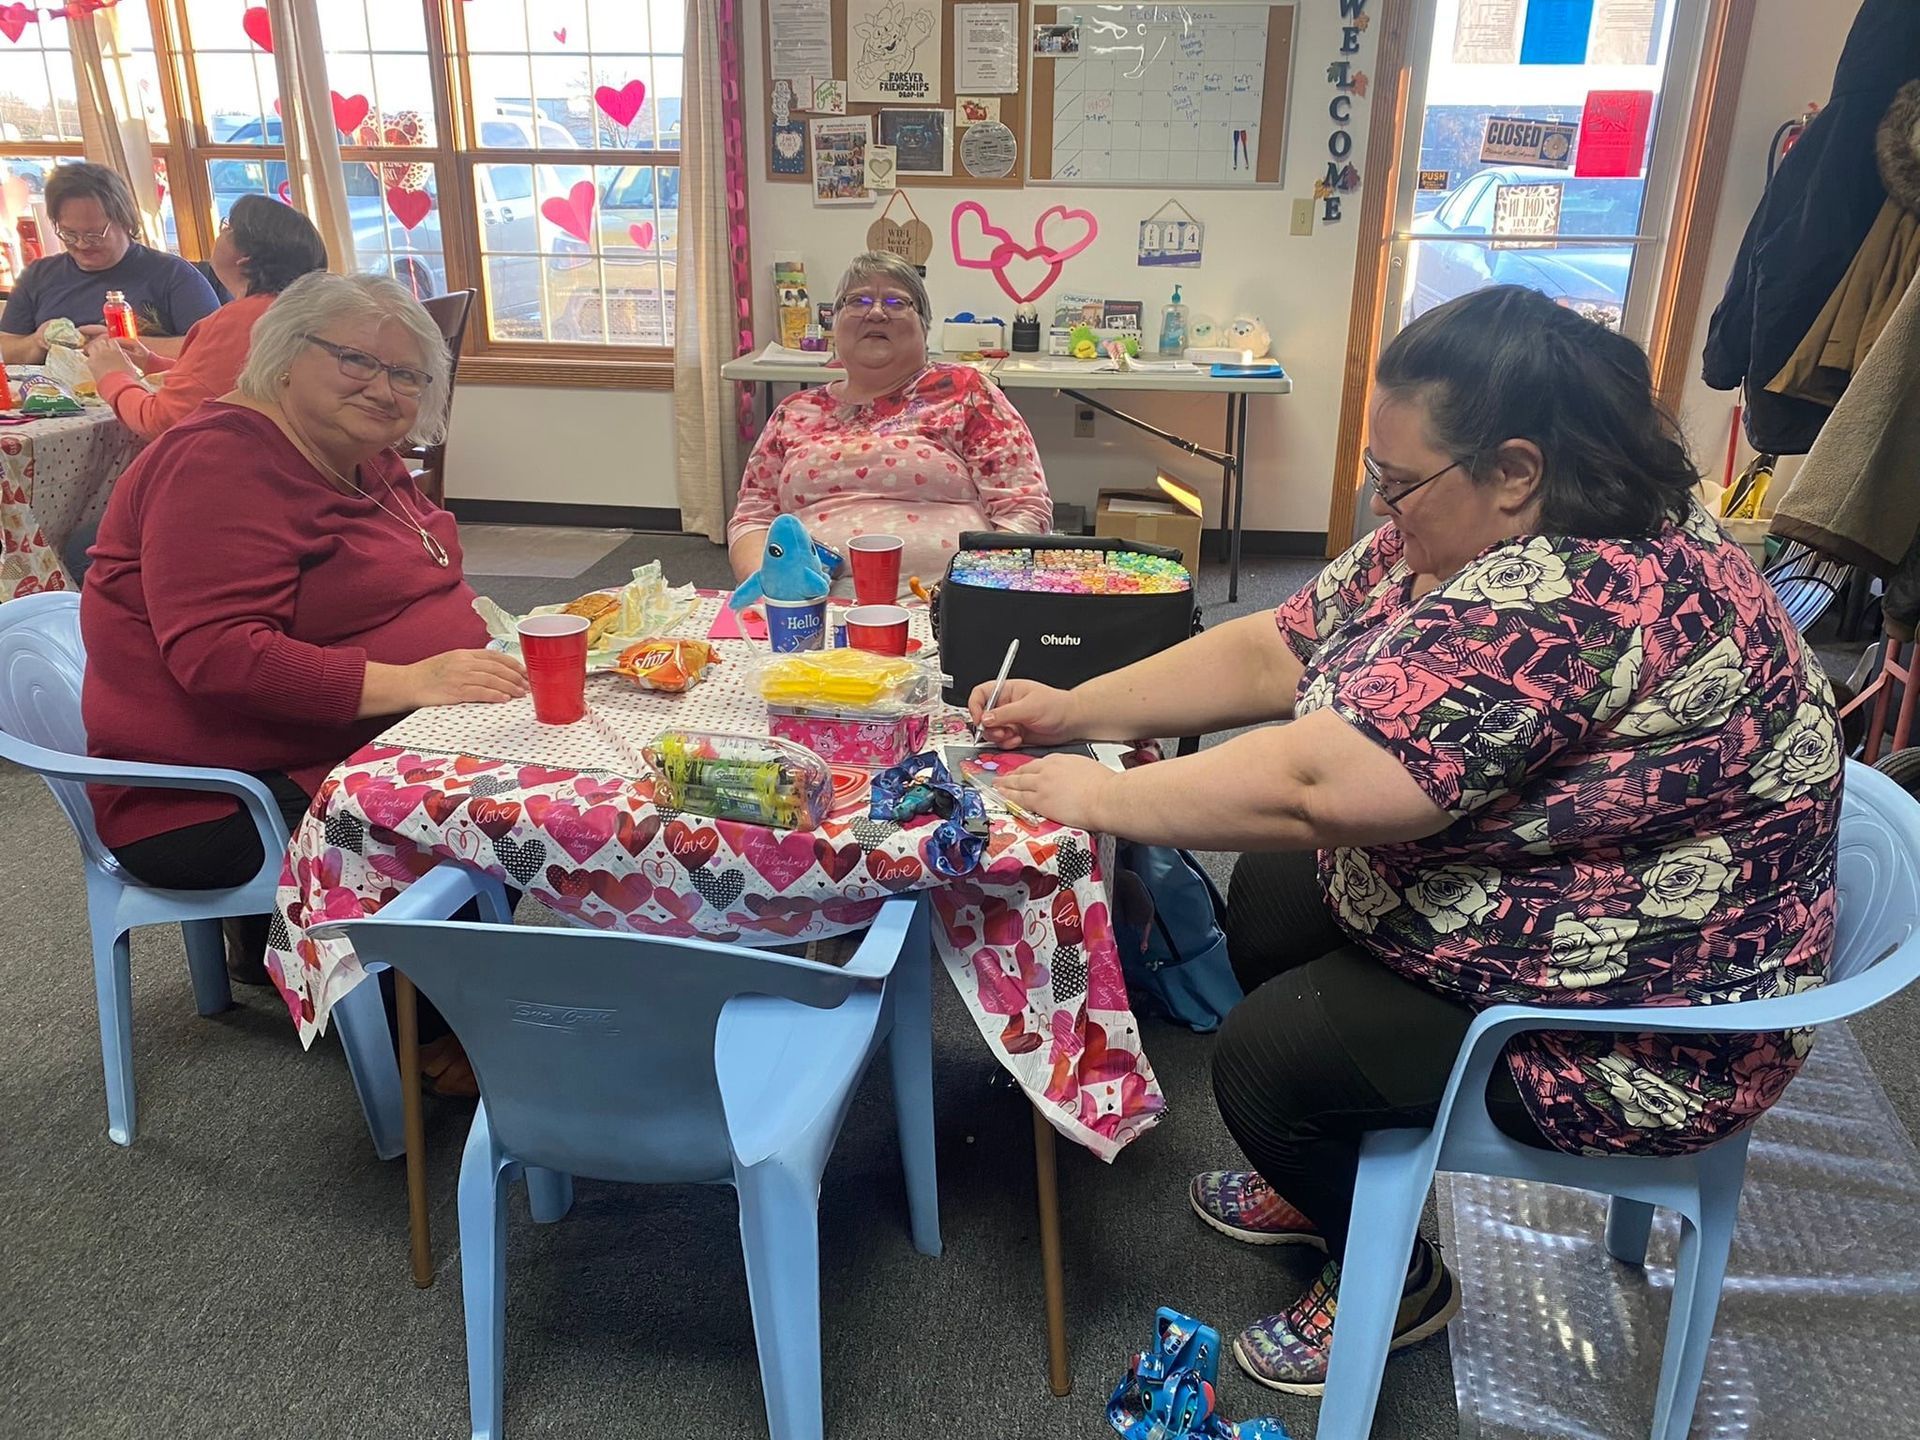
left=718, top=0, right=756, bottom=446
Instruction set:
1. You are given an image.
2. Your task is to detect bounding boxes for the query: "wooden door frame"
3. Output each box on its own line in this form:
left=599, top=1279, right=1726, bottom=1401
left=1322, top=0, right=1756, bottom=557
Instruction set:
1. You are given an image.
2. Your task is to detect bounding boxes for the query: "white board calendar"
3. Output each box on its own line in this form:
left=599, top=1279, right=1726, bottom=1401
left=1028, top=3, right=1295, bottom=187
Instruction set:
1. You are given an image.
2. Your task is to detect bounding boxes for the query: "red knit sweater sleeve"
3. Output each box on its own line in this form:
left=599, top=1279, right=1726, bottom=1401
left=134, top=429, right=367, bottom=724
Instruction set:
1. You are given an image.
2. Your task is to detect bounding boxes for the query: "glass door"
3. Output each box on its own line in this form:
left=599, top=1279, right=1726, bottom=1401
left=1381, top=0, right=1706, bottom=344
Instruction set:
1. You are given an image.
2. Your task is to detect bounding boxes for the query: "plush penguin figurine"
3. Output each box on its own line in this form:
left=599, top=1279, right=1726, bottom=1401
left=728, top=513, right=832, bottom=610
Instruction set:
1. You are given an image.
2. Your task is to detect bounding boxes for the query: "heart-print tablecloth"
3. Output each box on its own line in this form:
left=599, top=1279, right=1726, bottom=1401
left=266, top=595, right=1165, bottom=1160
left=0, top=400, right=143, bottom=602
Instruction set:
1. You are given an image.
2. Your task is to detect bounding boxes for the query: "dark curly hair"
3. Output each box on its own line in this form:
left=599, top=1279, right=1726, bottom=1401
left=225, top=194, right=329, bottom=297
left=1375, top=285, right=1701, bottom=538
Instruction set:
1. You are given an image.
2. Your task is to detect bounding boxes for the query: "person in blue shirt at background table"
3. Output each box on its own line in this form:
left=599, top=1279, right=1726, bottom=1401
left=0, top=162, right=219, bottom=365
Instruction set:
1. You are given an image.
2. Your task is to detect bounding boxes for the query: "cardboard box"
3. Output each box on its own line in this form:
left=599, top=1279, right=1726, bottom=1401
left=1095, top=489, right=1203, bottom=570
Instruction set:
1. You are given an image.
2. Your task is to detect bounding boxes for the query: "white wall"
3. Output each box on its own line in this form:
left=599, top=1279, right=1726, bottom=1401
left=444, top=0, right=1861, bottom=533
left=1673, top=0, right=1861, bottom=491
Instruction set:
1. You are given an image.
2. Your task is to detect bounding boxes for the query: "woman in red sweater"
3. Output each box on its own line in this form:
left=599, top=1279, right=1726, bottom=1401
left=81, top=270, right=524, bottom=950
left=85, top=194, right=329, bottom=440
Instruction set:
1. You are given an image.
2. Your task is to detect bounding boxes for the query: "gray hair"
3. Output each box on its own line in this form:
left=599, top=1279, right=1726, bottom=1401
left=835, top=250, right=931, bottom=336
left=237, top=271, right=453, bottom=447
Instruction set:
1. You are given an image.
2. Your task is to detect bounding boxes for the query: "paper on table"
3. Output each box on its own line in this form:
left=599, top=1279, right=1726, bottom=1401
left=955, top=3, right=1021, bottom=93
left=756, top=341, right=837, bottom=365
left=767, top=0, right=832, bottom=82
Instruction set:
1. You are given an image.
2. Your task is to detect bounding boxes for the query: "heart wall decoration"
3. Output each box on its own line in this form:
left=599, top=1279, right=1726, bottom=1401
left=541, top=179, right=597, bottom=243
left=594, top=79, right=646, bottom=130
left=241, top=5, right=271, bottom=53
left=949, top=201, right=1099, bottom=305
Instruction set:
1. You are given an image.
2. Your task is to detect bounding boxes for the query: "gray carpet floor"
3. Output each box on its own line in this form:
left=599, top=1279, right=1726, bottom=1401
left=4, top=532, right=1914, bottom=1440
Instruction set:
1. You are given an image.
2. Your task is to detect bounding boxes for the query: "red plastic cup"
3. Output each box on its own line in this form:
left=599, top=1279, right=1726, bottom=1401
left=848, top=533, right=904, bottom=605
left=844, top=603, right=910, bottom=655
left=517, top=614, right=589, bottom=724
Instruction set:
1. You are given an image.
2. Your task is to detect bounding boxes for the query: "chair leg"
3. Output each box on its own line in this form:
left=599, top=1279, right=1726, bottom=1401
left=1605, top=1196, right=1656, bottom=1267
left=92, top=925, right=136, bottom=1146
left=1033, top=1106, right=1071, bottom=1397
left=1649, top=1154, right=1747, bottom=1440
left=179, top=919, right=233, bottom=1016
left=1317, top=1137, right=1434, bottom=1440
left=736, top=1160, right=826, bottom=1440
left=888, top=922, right=941, bottom=1257
left=525, top=1169, right=575, bottom=1223
left=458, top=1110, right=513, bottom=1440
left=333, top=969, right=405, bottom=1161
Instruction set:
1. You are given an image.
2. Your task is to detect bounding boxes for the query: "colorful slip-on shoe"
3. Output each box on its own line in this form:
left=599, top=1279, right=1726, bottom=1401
left=1189, top=1170, right=1326, bottom=1249
left=1231, top=1238, right=1461, bottom=1396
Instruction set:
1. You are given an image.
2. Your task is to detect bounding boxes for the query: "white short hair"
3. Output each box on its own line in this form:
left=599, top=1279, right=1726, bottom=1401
left=237, top=272, right=453, bottom=447
left=836, top=250, right=932, bottom=336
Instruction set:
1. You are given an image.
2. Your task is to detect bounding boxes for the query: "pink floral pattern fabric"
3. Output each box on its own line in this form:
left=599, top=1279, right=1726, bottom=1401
left=1276, top=504, right=1842, bottom=1154
left=728, top=363, right=1051, bottom=594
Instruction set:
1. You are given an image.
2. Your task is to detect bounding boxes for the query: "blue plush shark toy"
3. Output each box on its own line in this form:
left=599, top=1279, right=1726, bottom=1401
left=729, top=513, right=832, bottom=610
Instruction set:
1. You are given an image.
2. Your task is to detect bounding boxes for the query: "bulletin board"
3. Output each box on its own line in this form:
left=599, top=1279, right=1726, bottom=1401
left=759, top=0, right=1033, bottom=189
left=1028, top=2, right=1294, bottom=187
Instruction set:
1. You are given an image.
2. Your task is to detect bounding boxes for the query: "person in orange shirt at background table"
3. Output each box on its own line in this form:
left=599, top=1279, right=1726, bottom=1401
left=84, top=195, right=329, bottom=441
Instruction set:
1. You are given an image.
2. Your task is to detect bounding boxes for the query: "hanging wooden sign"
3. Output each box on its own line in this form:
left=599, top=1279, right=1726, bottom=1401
left=867, top=189, right=935, bottom=264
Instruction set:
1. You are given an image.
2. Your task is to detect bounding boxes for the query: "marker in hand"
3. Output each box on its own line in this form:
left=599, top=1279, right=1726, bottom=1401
left=971, top=638, right=1019, bottom=744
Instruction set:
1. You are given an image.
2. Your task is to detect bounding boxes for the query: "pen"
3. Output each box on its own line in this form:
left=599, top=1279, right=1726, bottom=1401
left=972, top=637, right=1020, bottom=743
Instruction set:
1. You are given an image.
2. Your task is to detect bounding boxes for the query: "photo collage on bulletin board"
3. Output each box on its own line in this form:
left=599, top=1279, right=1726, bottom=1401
left=762, top=0, right=1032, bottom=190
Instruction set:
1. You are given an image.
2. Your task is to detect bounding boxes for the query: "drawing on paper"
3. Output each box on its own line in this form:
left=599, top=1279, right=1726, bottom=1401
left=1046, top=5, right=1272, bottom=186
left=848, top=0, right=940, bottom=102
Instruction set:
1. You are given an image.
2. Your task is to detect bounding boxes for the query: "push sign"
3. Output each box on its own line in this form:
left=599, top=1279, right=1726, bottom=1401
left=1479, top=116, right=1578, bottom=169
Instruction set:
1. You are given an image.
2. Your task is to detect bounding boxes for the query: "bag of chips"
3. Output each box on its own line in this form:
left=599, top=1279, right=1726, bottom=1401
left=18, top=376, right=83, bottom=416
left=613, top=638, right=720, bottom=693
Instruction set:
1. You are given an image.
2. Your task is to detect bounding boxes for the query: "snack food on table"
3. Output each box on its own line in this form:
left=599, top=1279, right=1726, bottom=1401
left=41, top=317, right=83, bottom=350
left=614, top=637, right=720, bottom=693
left=561, top=591, right=623, bottom=647
left=644, top=729, right=832, bottom=830
left=17, top=375, right=83, bottom=416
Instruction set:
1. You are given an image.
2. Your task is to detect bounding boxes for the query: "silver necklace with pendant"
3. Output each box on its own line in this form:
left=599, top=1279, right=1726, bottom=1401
left=288, top=413, right=449, bottom=566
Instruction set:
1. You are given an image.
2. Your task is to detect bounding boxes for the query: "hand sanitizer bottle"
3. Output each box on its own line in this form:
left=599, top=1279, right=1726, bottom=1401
left=1158, top=286, right=1189, bottom=359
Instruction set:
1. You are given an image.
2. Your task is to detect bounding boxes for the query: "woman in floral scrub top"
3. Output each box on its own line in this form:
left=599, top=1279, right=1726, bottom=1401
left=728, top=251, right=1051, bottom=595
left=964, top=287, right=1842, bottom=1398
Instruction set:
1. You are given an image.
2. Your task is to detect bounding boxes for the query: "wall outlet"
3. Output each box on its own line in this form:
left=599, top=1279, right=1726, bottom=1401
left=1074, top=405, right=1096, bottom=438
left=1290, top=199, right=1314, bottom=236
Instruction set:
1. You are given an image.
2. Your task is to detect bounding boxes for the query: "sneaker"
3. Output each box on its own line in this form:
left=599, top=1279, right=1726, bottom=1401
left=1189, top=1171, right=1325, bottom=1249
left=1231, top=1239, right=1461, bottom=1396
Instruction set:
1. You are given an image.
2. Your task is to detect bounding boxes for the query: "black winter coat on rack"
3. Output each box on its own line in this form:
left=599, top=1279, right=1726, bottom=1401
left=1701, top=0, right=1920, bottom=455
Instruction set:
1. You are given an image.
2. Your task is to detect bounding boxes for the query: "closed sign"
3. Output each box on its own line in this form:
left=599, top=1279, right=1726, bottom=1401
left=1479, top=116, right=1577, bottom=168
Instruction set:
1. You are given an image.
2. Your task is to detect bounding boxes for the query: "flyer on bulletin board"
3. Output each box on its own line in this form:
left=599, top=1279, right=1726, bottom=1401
left=955, top=3, right=1021, bottom=93
left=811, top=115, right=874, bottom=204
left=767, top=0, right=834, bottom=82
left=847, top=0, right=943, bottom=103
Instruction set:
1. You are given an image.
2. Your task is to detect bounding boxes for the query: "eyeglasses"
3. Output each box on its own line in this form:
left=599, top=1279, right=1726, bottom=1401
left=303, top=334, right=433, bottom=397
left=53, top=224, right=117, bottom=247
left=1364, top=448, right=1475, bottom=514
left=837, top=291, right=917, bottom=319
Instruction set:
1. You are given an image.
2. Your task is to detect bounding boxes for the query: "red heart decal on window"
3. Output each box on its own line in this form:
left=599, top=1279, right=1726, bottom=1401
left=594, top=79, right=646, bottom=129
left=628, top=221, right=654, bottom=250
left=0, top=6, right=28, bottom=44
left=241, top=5, right=272, bottom=52
left=330, top=91, right=370, bottom=136
left=386, top=186, right=432, bottom=231
left=540, top=179, right=597, bottom=242
left=276, top=180, right=292, bottom=204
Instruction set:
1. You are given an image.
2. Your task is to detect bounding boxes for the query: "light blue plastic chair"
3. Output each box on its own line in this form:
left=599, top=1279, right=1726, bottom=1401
left=1317, top=760, right=1920, bottom=1440
left=0, top=590, right=404, bottom=1154
left=317, top=869, right=941, bottom=1440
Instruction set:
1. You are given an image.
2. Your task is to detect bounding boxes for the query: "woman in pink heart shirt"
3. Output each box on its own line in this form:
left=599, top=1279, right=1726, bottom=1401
left=728, top=251, right=1052, bottom=594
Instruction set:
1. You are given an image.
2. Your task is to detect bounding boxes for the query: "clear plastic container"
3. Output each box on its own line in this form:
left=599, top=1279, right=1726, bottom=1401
left=643, top=730, right=832, bottom=830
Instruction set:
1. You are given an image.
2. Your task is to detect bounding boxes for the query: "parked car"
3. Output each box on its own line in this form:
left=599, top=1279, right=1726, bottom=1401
left=1407, top=166, right=1641, bottom=329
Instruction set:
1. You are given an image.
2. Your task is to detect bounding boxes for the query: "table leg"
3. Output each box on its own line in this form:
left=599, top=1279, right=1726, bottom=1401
left=1222, top=396, right=1240, bottom=602
left=395, top=973, right=433, bottom=1289
left=1033, top=1104, right=1072, bottom=1396
left=1229, top=393, right=1249, bottom=603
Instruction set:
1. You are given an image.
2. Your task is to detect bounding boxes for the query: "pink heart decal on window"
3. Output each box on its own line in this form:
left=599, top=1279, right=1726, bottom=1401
left=330, top=91, right=370, bottom=136
left=275, top=180, right=292, bottom=204
left=628, top=221, right=655, bottom=250
left=541, top=180, right=597, bottom=243
left=595, top=79, right=646, bottom=129
left=0, top=5, right=31, bottom=44
left=553, top=27, right=568, bottom=43
left=241, top=5, right=272, bottom=53
left=386, top=186, right=432, bottom=231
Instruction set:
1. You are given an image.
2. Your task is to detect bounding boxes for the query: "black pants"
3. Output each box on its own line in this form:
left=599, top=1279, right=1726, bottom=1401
left=111, top=771, right=314, bottom=892
left=1211, top=850, right=1550, bottom=1261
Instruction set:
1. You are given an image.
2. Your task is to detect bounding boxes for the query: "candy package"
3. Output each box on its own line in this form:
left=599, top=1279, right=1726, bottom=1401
left=643, top=730, right=832, bottom=830
left=613, top=638, right=719, bottom=693
left=17, top=375, right=83, bottom=416
left=749, top=647, right=942, bottom=717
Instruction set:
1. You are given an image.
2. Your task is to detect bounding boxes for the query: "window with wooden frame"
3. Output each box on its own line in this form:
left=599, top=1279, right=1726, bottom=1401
left=148, top=0, right=680, bottom=381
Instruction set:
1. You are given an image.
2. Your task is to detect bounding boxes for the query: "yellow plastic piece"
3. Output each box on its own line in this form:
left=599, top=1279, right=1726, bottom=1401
left=755, top=648, right=927, bottom=710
